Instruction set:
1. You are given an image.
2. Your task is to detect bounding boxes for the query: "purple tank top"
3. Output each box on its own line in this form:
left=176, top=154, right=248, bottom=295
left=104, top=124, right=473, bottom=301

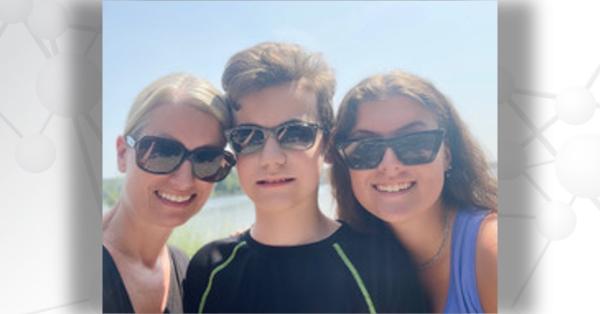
left=443, top=208, right=490, bottom=313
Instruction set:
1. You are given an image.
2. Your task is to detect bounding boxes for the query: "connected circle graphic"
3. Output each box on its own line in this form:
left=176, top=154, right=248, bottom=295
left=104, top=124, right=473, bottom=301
left=15, top=134, right=56, bottom=173
left=502, top=62, right=600, bottom=312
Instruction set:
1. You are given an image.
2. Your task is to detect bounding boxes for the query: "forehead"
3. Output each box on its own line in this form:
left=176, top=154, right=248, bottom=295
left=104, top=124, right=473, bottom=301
left=235, top=81, right=319, bottom=127
left=141, top=104, right=223, bottom=147
left=352, top=95, right=438, bottom=136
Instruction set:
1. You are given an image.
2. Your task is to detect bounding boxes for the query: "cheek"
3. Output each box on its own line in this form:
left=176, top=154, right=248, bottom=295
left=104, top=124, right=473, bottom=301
left=349, top=170, right=373, bottom=207
left=233, top=156, right=256, bottom=190
left=418, top=161, right=446, bottom=198
left=123, top=168, right=154, bottom=207
left=193, top=181, right=215, bottom=207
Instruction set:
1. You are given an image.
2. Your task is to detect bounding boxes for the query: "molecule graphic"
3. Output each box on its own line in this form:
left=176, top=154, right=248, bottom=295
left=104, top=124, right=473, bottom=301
left=0, top=0, right=100, bottom=313
left=500, top=63, right=600, bottom=312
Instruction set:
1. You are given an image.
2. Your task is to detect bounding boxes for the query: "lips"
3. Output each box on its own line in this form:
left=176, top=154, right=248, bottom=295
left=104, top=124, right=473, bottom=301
left=372, top=182, right=415, bottom=193
left=256, top=177, right=295, bottom=186
left=155, top=191, right=196, bottom=206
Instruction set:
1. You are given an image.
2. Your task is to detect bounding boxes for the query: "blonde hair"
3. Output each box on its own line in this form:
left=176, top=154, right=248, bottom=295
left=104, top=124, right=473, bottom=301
left=221, top=42, right=336, bottom=134
left=330, top=70, right=497, bottom=233
left=124, top=73, right=231, bottom=137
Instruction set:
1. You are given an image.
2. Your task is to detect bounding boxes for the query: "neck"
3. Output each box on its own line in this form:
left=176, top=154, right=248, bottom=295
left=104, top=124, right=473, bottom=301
left=389, top=201, right=453, bottom=266
left=251, top=195, right=339, bottom=246
left=103, top=201, right=172, bottom=267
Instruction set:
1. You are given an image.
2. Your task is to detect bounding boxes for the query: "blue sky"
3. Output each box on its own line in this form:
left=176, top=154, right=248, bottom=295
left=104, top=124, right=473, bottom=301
left=103, top=1, right=497, bottom=178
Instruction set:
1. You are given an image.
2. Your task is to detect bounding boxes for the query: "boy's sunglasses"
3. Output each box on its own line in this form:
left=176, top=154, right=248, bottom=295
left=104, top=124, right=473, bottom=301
left=336, top=129, right=445, bottom=170
left=125, top=135, right=236, bottom=182
left=225, top=120, right=322, bottom=155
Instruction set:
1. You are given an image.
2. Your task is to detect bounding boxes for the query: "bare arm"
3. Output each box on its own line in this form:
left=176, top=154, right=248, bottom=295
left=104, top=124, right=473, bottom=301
left=476, top=212, right=498, bottom=313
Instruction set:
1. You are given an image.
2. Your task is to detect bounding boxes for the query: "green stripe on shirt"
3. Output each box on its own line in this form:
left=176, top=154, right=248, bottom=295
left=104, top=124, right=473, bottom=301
left=198, top=241, right=247, bottom=314
left=333, top=242, right=377, bottom=314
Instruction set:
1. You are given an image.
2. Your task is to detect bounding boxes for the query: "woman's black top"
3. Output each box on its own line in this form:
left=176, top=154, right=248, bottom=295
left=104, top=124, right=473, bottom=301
left=103, top=245, right=189, bottom=313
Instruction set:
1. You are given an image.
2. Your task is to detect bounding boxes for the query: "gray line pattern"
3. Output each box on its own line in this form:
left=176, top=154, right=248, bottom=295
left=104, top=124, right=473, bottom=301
left=0, top=22, right=7, bottom=37
left=84, top=32, right=99, bottom=56
left=514, top=88, right=557, bottom=99
left=521, top=115, right=558, bottom=145
left=85, top=112, right=100, bottom=141
left=525, top=159, right=555, bottom=169
left=75, top=116, right=101, bottom=209
left=511, top=240, right=552, bottom=308
left=39, top=113, right=53, bottom=134
left=509, top=99, right=557, bottom=155
left=523, top=172, right=552, bottom=202
left=0, top=112, right=23, bottom=137
left=21, top=298, right=89, bottom=314
left=24, top=22, right=51, bottom=59
left=586, top=64, right=600, bottom=89
left=569, top=196, right=577, bottom=206
left=50, top=39, right=59, bottom=55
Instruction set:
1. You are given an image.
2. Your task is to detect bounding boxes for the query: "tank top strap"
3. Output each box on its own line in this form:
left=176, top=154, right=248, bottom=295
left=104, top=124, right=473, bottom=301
left=444, top=207, right=490, bottom=313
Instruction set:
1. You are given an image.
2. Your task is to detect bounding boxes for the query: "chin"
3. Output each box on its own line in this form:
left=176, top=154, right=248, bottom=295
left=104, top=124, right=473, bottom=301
left=253, top=197, right=298, bottom=212
left=158, top=214, right=194, bottom=228
left=370, top=204, right=415, bottom=224
left=153, top=206, right=199, bottom=228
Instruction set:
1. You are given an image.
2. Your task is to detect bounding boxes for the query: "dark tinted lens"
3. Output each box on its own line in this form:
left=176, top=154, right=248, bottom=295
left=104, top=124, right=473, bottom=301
left=136, top=137, right=185, bottom=173
left=190, top=148, right=227, bottom=180
left=392, top=131, right=442, bottom=165
left=341, top=140, right=386, bottom=170
left=278, top=124, right=317, bottom=150
left=201, top=152, right=235, bottom=182
left=229, top=127, right=265, bottom=154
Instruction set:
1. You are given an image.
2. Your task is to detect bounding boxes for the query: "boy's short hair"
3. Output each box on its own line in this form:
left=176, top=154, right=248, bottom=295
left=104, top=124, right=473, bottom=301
left=221, top=42, right=336, bottom=135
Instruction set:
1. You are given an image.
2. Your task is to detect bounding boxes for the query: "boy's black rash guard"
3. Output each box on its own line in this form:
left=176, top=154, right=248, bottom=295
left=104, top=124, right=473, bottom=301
left=183, top=222, right=430, bottom=313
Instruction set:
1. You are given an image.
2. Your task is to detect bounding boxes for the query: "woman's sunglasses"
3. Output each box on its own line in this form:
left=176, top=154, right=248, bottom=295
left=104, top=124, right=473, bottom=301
left=225, top=120, right=322, bottom=155
left=336, top=129, right=445, bottom=170
left=125, top=135, right=236, bottom=182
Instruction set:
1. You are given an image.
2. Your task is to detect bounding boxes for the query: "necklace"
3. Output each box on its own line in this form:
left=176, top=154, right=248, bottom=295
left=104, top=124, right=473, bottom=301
left=418, top=210, right=451, bottom=271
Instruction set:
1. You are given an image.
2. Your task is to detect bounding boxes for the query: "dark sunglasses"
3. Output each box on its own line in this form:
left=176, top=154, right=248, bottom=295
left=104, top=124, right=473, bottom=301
left=225, top=120, right=322, bottom=155
left=125, top=135, right=236, bottom=182
left=336, top=129, right=445, bottom=170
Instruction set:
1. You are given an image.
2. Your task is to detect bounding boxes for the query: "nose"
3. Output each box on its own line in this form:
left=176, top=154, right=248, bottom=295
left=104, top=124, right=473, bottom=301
left=376, top=147, right=404, bottom=174
left=259, top=135, right=286, bottom=170
left=169, top=159, right=195, bottom=189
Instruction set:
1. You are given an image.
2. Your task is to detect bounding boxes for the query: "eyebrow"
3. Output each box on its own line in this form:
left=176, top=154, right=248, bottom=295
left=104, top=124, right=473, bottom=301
left=350, top=121, right=429, bottom=138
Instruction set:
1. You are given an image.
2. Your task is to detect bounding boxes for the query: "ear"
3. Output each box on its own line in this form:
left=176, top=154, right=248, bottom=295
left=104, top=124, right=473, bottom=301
left=116, top=136, right=129, bottom=173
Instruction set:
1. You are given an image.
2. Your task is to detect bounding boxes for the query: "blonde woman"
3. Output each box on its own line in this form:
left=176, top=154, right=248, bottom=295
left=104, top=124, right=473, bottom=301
left=103, top=73, right=235, bottom=313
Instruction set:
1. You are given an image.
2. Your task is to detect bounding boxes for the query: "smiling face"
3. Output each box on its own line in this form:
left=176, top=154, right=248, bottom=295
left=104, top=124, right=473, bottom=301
left=347, top=95, right=450, bottom=224
left=234, top=80, right=324, bottom=213
left=117, top=104, right=224, bottom=228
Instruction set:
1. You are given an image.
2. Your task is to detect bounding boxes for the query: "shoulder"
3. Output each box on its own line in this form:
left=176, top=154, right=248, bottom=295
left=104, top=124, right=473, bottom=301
left=475, top=210, right=497, bottom=313
left=476, top=211, right=497, bottom=253
left=183, top=234, right=248, bottom=313
left=168, top=245, right=190, bottom=279
left=187, top=233, right=248, bottom=273
left=335, top=223, right=430, bottom=312
left=335, top=223, right=416, bottom=271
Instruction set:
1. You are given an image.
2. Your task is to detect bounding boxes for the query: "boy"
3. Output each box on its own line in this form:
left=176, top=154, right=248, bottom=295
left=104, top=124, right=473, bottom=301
left=183, top=42, right=429, bottom=313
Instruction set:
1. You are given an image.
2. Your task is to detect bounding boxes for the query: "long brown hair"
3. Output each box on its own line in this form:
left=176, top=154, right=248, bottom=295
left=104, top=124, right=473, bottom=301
left=329, top=70, right=497, bottom=234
